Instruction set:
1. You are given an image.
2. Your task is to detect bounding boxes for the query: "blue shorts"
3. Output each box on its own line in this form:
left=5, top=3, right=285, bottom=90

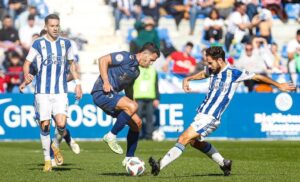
left=92, top=90, right=123, bottom=118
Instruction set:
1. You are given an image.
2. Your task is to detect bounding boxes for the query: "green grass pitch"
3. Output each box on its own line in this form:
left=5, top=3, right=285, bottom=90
left=0, top=141, right=299, bottom=182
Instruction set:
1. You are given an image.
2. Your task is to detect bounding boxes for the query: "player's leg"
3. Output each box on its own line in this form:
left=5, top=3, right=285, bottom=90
left=39, top=120, right=52, bottom=171
left=122, top=113, right=142, bottom=166
left=63, top=128, right=80, bottom=154
left=190, top=139, right=232, bottom=176
left=103, top=95, right=138, bottom=154
left=35, top=94, right=52, bottom=172
left=51, top=93, right=69, bottom=165
left=149, top=126, right=200, bottom=176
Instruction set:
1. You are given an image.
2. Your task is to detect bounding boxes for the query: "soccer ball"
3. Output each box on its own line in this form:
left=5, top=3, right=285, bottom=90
left=152, top=128, right=165, bottom=141
left=125, top=157, right=145, bottom=176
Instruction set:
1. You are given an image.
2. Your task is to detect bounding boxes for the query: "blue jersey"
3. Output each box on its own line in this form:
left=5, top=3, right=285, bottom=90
left=197, top=65, right=255, bottom=120
left=92, top=51, right=140, bottom=93
left=26, top=36, right=74, bottom=94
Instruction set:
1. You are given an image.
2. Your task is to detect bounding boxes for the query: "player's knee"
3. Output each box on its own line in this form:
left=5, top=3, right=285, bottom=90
left=56, top=121, right=66, bottom=130
left=177, top=135, right=190, bottom=145
left=40, top=123, right=50, bottom=135
left=126, top=101, right=138, bottom=115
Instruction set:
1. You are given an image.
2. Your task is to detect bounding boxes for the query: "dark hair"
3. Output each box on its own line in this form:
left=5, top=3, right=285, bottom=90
left=234, top=2, right=245, bottom=9
left=205, top=46, right=225, bottom=61
left=186, top=41, right=194, bottom=48
left=28, top=14, right=35, bottom=21
left=297, top=29, right=300, bottom=35
left=139, top=42, right=160, bottom=57
left=45, top=14, right=60, bottom=24
left=2, top=15, right=11, bottom=21
left=39, top=29, right=47, bottom=36
left=208, top=8, right=220, bottom=19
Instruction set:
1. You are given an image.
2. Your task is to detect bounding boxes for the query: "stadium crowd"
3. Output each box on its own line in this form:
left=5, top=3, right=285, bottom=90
left=0, top=0, right=300, bottom=94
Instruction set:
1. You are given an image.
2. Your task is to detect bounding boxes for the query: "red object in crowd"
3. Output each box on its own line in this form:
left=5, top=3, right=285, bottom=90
left=227, top=56, right=234, bottom=65
left=170, top=51, right=196, bottom=75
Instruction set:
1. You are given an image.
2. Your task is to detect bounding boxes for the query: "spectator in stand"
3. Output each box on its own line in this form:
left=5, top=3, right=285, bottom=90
left=224, top=2, right=259, bottom=52
left=252, top=8, right=273, bottom=44
left=7, top=0, right=27, bottom=20
left=203, top=8, right=224, bottom=43
left=270, top=42, right=287, bottom=73
left=237, top=0, right=259, bottom=21
left=135, top=0, right=160, bottom=25
left=114, top=0, right=141, bottom=35
left=0, top=1, right=7, bottom=21
left=19, top=14, right=42, bottom=51
left=287, top=29, right=300, bottom=73
left=261, top=0, right=288, bottom=23
left=0, top=15, right=21, bottom=51
left=214, top=0, right=235, bottom=19
left=161, top=0, right=189, bottom=31
left=14, top=5, right=43, bottom=30
left=4, top=51, right=23, bottom=93
left=162, top=41, right=196, bottom=75
left=0, top=66, right=7, bottom=93
left=188, top=0, right=214, bottom=35
left=235, top=40, right=268, bottom=91
left=130, top=16, right=160, bottom=54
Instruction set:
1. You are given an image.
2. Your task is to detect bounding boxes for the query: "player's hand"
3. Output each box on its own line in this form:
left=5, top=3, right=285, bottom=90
left=19, top=82, right=26, bottom=93
left=24, top=73, right=34, bottom=84
left=278, top=83, right=296, bottom=92
left=75, top=84, right=82, bottom=100
left=182, top=79, right=191, bottom=92
left=103, top=81, right=113, bottom=93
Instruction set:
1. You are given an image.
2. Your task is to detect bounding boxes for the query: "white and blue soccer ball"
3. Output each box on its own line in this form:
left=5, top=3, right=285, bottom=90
left=152, top=128, right=165, bottom=142
left=125, top=157, right=145, bottom=176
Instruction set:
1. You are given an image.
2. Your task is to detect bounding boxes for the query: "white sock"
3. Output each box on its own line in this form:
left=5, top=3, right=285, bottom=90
left=160, top=143, right=185, bottom=170
left=40, top=133, right=51, bottom=161
left=204, top=143, right=224, bottom=166
left=106, top=131, right=116, bottom=139
left=53, top=127, right=63, bottom=148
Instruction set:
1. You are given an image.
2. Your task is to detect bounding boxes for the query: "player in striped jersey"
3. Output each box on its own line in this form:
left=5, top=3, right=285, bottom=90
left=22, top=14, right=82, bottom=172
left=149, top=46, right=296, bottom=176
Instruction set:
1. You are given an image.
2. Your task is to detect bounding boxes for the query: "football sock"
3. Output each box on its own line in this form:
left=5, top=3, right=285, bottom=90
left=40, top=129, right=51, bottom=161
left=111, top=111, right=131, bottom=135
left=50, top=140, right=54, bottom=159
left=200, top=142, right=224, bottom=166
left=53, top=126, right=65, bottom=148
left=126, top=130, right=139, bottom=157
left=63, top=129, right=71, bottom=145
left=160, top=143, right=185, bottom=170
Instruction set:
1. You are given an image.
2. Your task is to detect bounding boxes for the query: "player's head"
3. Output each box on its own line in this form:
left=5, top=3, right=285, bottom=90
left=138, top=42, right=160, bottom=68
left=44, top=14, right=60, bottom=39
left=205, top=46, right=226, bottom=74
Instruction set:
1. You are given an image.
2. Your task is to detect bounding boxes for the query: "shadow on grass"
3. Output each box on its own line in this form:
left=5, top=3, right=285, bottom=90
left=28, top=163, right=82, bottom=171
left=99, top=172, right=128, bottom=176
left=35, top=163, right=75, bottom=167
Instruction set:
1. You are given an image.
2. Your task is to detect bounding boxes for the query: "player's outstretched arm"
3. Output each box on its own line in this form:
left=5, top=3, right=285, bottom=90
left=252, top=74, right=296, bottom=92
left=69, top=60, right=82, bottom=100
left=98, top=54, right=113, bottom=93
left=182, top=70, right=208, bottom=92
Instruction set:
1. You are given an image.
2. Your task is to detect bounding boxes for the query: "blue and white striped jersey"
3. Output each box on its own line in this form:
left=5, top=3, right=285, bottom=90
left=197, top=64, right=255, bottom=120
left=26, top=36, right=74, bottom=94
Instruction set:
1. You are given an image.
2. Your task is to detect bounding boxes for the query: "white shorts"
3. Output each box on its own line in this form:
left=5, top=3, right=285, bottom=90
left=34, top=93, right=68, bottom=121
left=190, top=113, right=220, bottom=138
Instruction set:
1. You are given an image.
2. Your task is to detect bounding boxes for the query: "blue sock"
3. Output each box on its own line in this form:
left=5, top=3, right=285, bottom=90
left=126, top=130, right=139, bottom=157
left=111, top=111, right=131, bottom=135
left=63, top=129, right=71, bottom=145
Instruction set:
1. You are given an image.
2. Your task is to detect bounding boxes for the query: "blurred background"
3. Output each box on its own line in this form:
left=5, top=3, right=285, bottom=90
left=0, top=0, right=300, bottom=141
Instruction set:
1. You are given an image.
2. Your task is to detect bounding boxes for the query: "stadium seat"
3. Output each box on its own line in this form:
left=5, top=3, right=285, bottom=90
left=281, top=44, right=288, bottom=59
left=126, top=28, right=137, bottom=43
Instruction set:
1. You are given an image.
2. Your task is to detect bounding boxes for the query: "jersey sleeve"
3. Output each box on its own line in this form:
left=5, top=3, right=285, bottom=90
left=235, top=69, right=255, bottom=82
left=66, top=40, right=75, bottom=61
left=110, top=52, right=129, bottom=66
left=26, top=41, right=39, bottom=62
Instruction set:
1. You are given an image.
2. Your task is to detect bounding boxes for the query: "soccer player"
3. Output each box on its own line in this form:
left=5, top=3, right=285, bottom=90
left=91, top=42, right=160, bottom=164
left=149, top=46, right=296, bottom=176
left=22, top=14, right=82, bottom=172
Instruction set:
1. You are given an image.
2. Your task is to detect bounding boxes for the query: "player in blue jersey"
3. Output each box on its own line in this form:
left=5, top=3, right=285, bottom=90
left=91, top=42, right=160, bottom=165
left=22, top=14, right=82, bottom=172
left=149, top=46, right=296, bottom=176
